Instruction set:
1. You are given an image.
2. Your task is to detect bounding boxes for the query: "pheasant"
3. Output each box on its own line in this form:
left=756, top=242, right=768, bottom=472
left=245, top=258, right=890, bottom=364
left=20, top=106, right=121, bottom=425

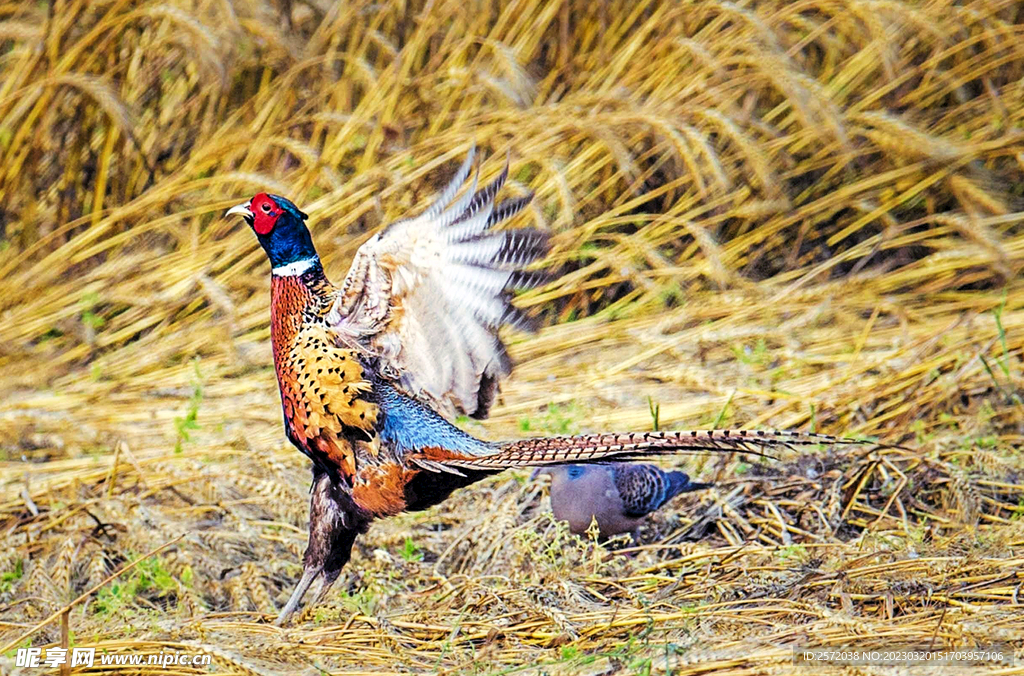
left=226, top=145, right=859, bottom=624
left=533, top=463, right=710, bottom=540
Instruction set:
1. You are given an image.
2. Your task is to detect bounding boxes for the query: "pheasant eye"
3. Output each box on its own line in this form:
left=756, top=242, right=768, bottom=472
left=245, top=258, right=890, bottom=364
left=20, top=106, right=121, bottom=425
left=261, top=203, right=272, bottom=213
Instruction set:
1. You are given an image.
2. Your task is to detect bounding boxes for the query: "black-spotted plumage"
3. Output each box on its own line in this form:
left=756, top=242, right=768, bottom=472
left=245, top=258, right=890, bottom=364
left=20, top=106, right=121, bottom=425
left=613, top=464, right=708, bottom=517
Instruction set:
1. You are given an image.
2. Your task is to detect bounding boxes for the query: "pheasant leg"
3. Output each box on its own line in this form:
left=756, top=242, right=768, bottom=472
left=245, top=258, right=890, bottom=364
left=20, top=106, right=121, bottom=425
left=274, top=469, right=360, bottom=625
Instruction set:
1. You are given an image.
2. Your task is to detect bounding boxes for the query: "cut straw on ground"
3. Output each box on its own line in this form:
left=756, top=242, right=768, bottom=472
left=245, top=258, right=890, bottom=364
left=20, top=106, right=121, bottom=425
left=1, top=1, right=1023, bottom=674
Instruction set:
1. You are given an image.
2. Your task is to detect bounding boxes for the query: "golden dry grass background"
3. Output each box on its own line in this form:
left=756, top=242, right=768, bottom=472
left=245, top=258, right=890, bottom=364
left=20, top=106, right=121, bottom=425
left=1, top=0, right=1023, bottom=673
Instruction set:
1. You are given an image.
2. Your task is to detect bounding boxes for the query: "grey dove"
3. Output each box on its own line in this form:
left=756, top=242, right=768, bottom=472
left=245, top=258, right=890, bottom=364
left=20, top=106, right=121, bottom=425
left=533, top=463, right=710, bottom=540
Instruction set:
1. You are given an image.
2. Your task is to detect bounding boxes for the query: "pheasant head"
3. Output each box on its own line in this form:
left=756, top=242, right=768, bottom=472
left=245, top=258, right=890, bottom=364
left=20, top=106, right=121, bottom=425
left=228, top=193, right=319, bottom=271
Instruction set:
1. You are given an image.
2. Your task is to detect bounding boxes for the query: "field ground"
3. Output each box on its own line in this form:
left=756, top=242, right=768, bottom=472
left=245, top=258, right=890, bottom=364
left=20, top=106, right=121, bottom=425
left=1, top=1, right=1023, bottom=674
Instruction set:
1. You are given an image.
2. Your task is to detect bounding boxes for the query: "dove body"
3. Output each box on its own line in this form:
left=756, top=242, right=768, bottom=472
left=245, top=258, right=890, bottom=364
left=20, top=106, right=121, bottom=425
left=542, top=464, right=709, bottom=539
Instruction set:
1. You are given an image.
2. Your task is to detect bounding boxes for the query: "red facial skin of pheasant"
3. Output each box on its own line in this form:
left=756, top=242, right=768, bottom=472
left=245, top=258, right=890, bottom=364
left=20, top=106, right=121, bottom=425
left=226, top=147, right=863, bottom=625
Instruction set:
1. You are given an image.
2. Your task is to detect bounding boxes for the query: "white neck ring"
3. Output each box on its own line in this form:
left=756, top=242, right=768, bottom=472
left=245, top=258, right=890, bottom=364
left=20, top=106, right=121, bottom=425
left=272, top=256, right=319, bottom=277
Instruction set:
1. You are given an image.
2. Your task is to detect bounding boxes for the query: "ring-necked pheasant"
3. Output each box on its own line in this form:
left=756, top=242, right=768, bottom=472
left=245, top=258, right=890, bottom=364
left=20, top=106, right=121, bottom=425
left=533, top=463, right=710, bottom=540
left=226, top=145, right=859, bottom=624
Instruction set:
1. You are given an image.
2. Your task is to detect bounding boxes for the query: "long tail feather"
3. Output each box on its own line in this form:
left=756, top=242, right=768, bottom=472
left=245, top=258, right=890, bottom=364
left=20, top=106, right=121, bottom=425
left=443, top=429, right=867, bottom=470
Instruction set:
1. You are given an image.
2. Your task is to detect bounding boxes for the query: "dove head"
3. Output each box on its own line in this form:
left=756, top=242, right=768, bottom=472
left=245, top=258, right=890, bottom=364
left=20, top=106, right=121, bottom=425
left=530, top=465, right=589, bottom=481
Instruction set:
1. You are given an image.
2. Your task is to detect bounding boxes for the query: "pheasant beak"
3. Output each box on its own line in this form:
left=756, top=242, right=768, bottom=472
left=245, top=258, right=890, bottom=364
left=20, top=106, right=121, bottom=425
left=226, top=201, right=254, bottom=225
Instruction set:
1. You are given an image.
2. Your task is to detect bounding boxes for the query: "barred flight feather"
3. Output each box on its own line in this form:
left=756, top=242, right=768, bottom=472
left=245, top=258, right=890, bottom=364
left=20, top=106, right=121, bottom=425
left=446, top=202, right=496, bottom=243
left=419, top=146, right=476, bottom=221
left=457, top=161, right=508, bottom=224
left=438, top=172, right=481, bottom=228
left=487, top=195, right=532, bottom=229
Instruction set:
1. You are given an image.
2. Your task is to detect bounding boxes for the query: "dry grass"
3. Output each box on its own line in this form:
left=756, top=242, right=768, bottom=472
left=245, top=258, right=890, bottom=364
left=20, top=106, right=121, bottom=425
left=2, top=0, right=1024, bottom=673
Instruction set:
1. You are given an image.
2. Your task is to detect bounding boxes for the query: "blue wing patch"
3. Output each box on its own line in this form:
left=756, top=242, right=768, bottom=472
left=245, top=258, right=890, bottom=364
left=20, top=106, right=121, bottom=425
left=376, top=383, right=490, bottom=455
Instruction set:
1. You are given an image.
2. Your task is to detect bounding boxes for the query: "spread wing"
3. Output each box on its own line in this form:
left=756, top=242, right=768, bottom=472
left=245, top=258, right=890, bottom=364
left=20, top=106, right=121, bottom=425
left=326, top=145, right=549, bottom=420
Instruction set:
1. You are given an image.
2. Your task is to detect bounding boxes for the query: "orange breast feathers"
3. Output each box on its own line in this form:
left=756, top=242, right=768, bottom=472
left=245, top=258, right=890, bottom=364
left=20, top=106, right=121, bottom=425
left=351, top=464, right=418, bottom=517
left=270, top=280, right=379, bottom=478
